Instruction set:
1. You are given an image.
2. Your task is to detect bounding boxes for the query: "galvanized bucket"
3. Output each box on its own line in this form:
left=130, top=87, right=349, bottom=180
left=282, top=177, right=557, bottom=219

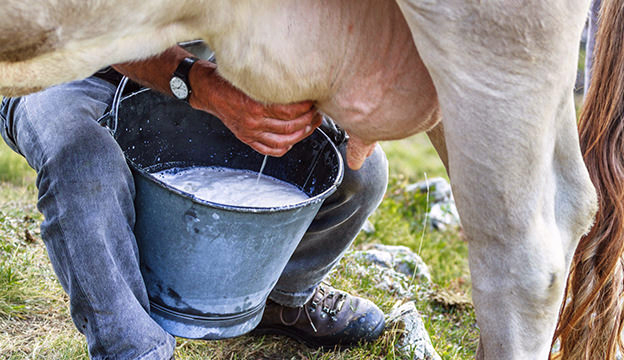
left=112, top=86, right=343, bottom=340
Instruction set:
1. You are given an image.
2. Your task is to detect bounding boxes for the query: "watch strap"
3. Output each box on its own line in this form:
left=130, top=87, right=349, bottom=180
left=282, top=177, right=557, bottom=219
left=172, top=56, right=198, bottom=100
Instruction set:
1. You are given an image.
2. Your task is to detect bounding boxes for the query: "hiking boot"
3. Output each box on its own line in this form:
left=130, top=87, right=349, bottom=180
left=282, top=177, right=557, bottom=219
left=253, top=283, right=385, bottom=348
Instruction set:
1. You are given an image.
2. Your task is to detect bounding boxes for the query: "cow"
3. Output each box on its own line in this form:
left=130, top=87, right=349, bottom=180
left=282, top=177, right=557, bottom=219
left=0, top=0, right=619, bottom=359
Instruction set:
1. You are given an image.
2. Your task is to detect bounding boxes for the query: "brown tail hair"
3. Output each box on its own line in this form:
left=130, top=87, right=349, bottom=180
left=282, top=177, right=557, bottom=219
left=553, top=0, right=624, bottom=358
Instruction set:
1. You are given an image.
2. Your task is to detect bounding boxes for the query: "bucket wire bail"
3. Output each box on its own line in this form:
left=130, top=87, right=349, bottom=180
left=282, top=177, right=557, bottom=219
left=96, top=76, right=132, bottom=136
left=108, top=76, right=130, bottom=136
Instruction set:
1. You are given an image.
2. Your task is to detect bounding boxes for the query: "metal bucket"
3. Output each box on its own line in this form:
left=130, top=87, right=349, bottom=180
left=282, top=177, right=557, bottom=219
left=112, top=87, right=343, bottom=340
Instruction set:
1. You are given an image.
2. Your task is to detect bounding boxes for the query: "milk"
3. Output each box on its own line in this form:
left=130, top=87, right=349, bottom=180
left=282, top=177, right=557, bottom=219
left=154, top=166, right=309, bottom=207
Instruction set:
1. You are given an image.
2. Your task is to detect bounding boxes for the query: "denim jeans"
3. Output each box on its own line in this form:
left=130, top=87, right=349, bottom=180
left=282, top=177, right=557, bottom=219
left=0, top=77, right=388, bottom=359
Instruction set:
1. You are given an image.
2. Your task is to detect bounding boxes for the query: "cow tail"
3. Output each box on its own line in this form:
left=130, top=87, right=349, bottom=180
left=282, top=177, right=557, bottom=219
left=553, top=0, right=624, bottom=358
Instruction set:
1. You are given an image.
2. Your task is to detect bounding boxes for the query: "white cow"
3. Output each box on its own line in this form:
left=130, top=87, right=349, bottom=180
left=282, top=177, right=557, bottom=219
left=1, top=0, right=618, bottom=359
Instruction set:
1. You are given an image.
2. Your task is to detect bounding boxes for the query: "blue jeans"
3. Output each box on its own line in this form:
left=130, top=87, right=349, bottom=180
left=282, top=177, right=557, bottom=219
left=0, top=77, right=388, bottom=360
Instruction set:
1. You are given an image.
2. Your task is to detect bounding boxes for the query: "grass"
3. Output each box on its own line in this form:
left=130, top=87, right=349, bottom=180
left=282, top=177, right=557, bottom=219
left=381, top=137, right=446, bottom=181
left=0, top=147, right=35, bottom=186
left=0, top=133, right=477, bottom=359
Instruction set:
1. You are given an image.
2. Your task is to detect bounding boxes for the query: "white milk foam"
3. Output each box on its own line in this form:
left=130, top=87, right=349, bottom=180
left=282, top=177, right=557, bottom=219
left=154, top=166, right=309, bottom=207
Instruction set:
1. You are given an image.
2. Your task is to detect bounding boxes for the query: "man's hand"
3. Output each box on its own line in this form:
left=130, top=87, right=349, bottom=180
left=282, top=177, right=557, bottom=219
left=189, top=61, right=321, bottom=156
left=113, top=46, right=321, bottom=157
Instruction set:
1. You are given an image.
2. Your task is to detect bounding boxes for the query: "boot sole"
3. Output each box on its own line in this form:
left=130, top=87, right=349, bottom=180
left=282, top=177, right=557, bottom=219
left=251, top=317, right=386, bottom=349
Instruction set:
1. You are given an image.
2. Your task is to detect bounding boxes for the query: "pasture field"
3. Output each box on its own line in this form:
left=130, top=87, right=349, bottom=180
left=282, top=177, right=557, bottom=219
left=0, top=133, right=478, bottom=359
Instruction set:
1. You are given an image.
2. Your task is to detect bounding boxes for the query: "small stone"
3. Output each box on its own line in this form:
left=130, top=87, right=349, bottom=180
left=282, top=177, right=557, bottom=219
left=361, top=220, right=376, bottom=234
left=404, top=177, right=461, bottom=231
left=428, top=202, right=460, bottom=231
left=387, top=301, right=441, bottom=360
left=405, top=177, right=452, bottom=203
left=350, top=262, right=414, bottom=298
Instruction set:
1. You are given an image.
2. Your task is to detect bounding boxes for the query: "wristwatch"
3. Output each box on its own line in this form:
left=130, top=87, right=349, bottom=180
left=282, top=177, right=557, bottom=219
left=169, top=57, right=198, bottom=101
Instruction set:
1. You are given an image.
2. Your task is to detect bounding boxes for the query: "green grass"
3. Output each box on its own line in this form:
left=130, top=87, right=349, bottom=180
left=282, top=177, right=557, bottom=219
left=0, top=144, right=35, bottom=186
left=381, top=136, right=447, bottom=181
left=0, top=134, right=478, bottom=359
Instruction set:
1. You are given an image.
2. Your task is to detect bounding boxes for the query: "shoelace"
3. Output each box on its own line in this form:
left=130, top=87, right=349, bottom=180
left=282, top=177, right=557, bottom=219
left=279, top=283, right=348, bottom=333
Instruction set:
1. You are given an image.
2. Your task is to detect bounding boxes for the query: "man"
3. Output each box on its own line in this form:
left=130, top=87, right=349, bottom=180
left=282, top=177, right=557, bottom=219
left=0, top=44, right=389, bottom=359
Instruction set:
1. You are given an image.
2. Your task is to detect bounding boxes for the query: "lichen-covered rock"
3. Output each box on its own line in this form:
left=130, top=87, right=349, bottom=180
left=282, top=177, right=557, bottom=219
left=387, top=301, right=441, bottom=360
left=346, top=245, right=432, bottom=299
left=354, top=244, right=431, bottom=283
left=356, top=248, right=393, bottom=268
left=351, top=261, right=415, bottom=297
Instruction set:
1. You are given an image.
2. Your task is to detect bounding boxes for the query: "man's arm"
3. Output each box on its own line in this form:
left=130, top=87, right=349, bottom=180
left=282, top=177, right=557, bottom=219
left=113, top=46, right=321, bottom=156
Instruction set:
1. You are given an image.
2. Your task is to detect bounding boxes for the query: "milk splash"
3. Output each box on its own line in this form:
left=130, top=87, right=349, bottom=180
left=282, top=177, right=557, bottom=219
left=154, top=166, right=309, bottom=207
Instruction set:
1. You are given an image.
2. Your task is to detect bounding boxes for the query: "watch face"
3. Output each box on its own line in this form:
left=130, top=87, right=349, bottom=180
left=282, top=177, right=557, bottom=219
left=170, top=76, right=188, bottom=99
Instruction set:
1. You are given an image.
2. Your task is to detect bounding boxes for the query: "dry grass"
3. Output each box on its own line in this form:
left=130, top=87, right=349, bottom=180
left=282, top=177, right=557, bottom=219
left=0, top=184, right=87, bottom=360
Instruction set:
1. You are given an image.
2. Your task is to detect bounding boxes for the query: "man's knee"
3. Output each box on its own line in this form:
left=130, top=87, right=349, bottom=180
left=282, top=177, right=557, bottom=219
left=7, top=79, right=117, bottom=173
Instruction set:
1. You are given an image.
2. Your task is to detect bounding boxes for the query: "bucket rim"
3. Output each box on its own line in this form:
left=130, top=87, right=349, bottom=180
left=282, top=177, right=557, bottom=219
left=126, top=129, right=344, bottom=214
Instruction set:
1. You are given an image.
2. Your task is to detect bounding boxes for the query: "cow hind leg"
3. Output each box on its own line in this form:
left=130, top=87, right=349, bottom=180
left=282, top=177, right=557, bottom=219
left=556, top=0, right=624, bottom=357
left=396, top=0, right=596, bottom=358
left=450, top=76, right=595, bottom=360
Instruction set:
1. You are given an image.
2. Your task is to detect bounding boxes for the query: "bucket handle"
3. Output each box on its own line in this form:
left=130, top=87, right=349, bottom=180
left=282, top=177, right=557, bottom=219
left=97, top=75, right=134, bottom=136
left=108, top=76, right=130, bottom=136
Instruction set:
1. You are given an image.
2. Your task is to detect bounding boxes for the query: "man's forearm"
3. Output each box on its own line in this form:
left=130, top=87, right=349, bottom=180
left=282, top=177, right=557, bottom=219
left=112, top=46, right=191, bottom=95
left=112, top=46, right=221, bottom=115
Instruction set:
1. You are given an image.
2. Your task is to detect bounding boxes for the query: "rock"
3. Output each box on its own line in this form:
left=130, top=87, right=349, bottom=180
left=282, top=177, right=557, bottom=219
left=428, top=202, right=460, bottom=231
left=373, top=244, right=432, bottom=282
left=351, top=262, right=415, bottom=298
left=353, top=244, right=431, bottom=283
left=405, top=177, right=452, bottom=203
left=361, top=219, right=376, bottom=234
left=347, top=245, right=432, bottom=298
left=356, top=249, right=393, bottom=268
left=405, top=177, right=461, bottom=231
left=387, top=301, right=441, bottom=360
